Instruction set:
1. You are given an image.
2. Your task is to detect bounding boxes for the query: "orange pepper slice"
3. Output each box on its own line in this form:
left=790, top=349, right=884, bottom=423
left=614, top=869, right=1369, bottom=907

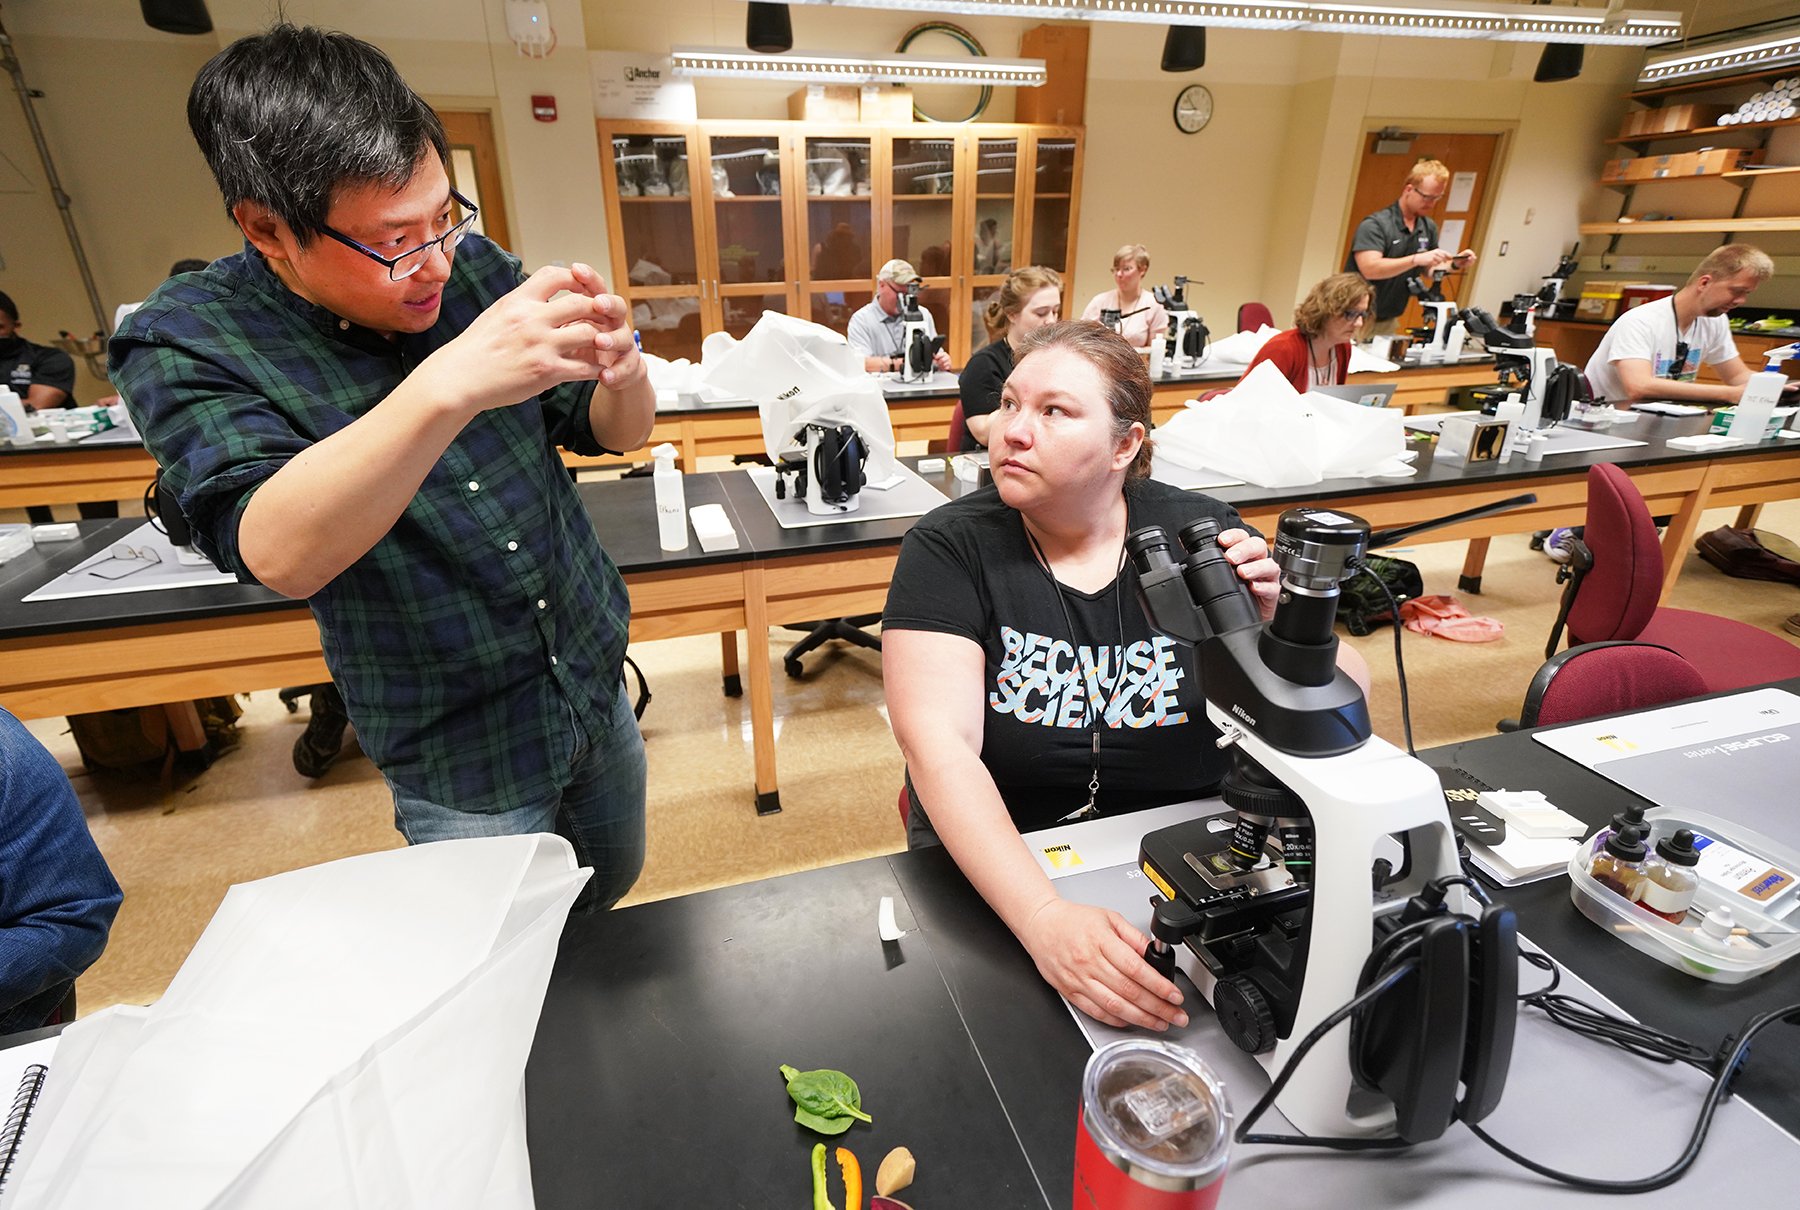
left=836, top=1146, right=862, bottom=1210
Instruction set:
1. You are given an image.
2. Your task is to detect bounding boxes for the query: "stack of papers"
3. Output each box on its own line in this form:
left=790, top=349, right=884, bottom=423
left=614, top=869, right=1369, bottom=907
left=1633, top=402, right=1708, bottom=416
left=1447, top=784, right=1585, bottom=887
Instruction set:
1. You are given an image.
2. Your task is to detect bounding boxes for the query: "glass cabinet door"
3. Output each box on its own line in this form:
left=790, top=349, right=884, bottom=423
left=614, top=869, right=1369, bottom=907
left=706, top=133, right=793, bottom=341
left=800, top=135, right=875, bottom=339
left=969, top=135, right=1020, bottom=353
left=1029, top=135, right=1078, bottom=276
left=609, top=131, right=706, bottom=362
left=889, top=137, right=958, bottom=278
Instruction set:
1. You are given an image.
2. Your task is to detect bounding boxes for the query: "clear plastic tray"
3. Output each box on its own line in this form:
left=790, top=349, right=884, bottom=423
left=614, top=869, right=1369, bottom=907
left=1567, top=808, right=1800, bottom=983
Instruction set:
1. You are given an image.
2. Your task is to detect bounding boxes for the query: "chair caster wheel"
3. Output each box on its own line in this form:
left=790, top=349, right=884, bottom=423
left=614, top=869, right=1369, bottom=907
left=784, top=657, right=804, bottom=679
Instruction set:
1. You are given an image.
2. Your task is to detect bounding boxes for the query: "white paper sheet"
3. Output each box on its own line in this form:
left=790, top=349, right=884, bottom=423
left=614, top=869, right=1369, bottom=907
left=3, top=835, right=588, bottom=1210
left=1447, top=171, right=1477, bottom=213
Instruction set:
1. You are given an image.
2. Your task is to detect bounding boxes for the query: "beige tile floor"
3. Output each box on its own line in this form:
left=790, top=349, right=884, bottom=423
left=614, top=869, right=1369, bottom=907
left=17, top=497, right=1800, bottom=1019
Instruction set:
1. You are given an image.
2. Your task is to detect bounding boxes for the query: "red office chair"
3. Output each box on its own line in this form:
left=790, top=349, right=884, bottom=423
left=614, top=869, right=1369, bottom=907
left=948, top=400, right=971, bottom=452
left=897, top=785, right=911, bottom=827
left=1237, top=302, right=1274, bottom=333
left=1545, top=464, right=1800, bottom=693
left=1515, top=642, right=1708, bottom=729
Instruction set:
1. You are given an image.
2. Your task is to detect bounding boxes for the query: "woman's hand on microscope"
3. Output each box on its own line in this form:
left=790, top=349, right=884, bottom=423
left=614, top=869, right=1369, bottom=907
left=1019, top=898, right=1190, bottom=1031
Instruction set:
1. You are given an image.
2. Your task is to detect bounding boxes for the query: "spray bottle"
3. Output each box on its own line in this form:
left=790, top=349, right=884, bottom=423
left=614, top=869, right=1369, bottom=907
left=652, top=442, right=687, bottom=551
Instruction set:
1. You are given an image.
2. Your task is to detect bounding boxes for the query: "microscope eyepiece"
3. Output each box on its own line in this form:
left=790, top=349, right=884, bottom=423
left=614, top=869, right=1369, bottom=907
left=1177, top=519, right=1262, bottom=637
left=1126, top=526, right=1178, bottom=570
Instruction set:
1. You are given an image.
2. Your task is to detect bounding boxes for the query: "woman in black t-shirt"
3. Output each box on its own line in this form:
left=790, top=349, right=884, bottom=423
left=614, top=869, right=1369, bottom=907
left=956, top=266, right=1061, bottom=450
left=885, top=320, right=1367, bottom=1034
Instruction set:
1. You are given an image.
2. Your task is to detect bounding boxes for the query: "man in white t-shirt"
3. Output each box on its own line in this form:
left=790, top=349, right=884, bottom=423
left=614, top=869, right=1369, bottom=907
left=1583, top=244, right=1772, bottom=405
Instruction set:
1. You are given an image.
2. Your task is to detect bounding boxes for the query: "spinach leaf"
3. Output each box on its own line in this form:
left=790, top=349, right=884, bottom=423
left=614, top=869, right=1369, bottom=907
left=780, top=1063, right=874, bottom=1132
left=794, top=1106, right=853, bottom=1136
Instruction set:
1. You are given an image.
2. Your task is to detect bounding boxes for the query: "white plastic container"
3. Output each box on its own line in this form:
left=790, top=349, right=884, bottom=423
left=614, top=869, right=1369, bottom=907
left=0, top=386, right=36, bottom=446
left=1568, top=808, right=1800, bottom=983
left=651, top=441, right=688, bottom=551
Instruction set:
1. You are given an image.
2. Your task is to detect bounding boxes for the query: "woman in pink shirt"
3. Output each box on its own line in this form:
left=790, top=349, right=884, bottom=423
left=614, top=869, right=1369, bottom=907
left=1079, top=244, right=1168, bottom=350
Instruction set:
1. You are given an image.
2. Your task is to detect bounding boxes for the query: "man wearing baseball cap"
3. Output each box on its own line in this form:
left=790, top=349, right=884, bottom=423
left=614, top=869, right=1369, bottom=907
left=846, top=258, right=952, bottom=374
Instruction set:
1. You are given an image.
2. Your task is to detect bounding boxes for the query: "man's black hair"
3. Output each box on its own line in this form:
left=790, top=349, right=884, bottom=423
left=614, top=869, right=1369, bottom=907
left=188, top=23, right=448, bottom=244
left=0, top=291, right=17, bottom=323
left=169, top=258, right=211, bottom=276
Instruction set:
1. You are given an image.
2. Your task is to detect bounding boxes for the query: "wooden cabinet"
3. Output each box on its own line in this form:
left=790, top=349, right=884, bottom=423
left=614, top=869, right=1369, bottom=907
left=599, top=119, right=1083, bottom=367
left=1585, top=66, right=1800, bottom=248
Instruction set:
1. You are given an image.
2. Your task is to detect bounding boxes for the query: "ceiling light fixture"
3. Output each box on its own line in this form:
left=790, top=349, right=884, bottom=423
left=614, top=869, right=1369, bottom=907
left=1638, top=23, right=1800, bottom=87
left=670, top=47, right=1048, bottom=87
left=772, top=1, right=1681, bottom=46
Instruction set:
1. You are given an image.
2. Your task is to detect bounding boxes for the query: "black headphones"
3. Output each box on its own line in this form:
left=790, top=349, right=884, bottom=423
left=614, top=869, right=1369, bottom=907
left=1348, top=876, right=1518, bottom=1143
left=811, top=424, right=867, bottom=507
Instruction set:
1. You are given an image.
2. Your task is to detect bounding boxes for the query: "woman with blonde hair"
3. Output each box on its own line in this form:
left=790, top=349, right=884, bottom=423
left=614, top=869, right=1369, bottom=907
left=1079, top=244, right=1168, bottom=350
left=1241, top=272, right=1372, bottom=393
left=957, top=266, right=1062, bottom=449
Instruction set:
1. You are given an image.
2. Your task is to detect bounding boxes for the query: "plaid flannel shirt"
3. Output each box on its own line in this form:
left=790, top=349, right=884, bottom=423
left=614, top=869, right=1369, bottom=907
left=110, top=235, right=630, bottom=813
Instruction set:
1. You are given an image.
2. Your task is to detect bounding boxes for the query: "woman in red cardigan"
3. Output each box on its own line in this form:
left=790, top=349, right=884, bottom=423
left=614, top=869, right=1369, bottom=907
left=1241, top=272, right=1372, bottom=393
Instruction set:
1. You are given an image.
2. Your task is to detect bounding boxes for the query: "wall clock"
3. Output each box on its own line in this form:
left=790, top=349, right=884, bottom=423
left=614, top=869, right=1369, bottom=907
left=1174, top=84, right=1213, bottom=134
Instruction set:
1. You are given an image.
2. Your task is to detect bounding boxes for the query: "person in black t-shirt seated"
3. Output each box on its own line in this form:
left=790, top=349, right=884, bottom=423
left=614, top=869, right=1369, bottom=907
left=884, top=321, right=1368, bottom=1032
left=956, top=265, right=1061, bottom=450
left=1, top=289, right=77, bottom=413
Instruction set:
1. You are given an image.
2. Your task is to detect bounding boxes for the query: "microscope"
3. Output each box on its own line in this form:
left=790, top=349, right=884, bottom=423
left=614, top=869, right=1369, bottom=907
left=1127, top=502, right=1530, bottom=1143
left=1537, top=247, right=1580, bottom=320
left=1153, top=276, right=1210, bottom=371
left=898, top=281, right=946, bottom=384
left=1405, top=275, right=1463, bottom=364
left=1098, top=307, right=1124, bottom=336
left=1462, top=307, right=1589, bottom=452
left=150, top=473, right=213, bottom=566
left=775, top=423, right=868, bottom=515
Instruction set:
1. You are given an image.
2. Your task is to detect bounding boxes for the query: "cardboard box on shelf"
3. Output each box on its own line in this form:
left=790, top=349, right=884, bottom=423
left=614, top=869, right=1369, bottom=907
left=1643, top=152, right=1698, bottom=179
left=859, top=84, right=914, bottom=123
left=1692, top=147, right=1763, bottom=175
left=1602, top=157, right=1633, bottom=182
left=1657, top=102, right=1726, bottom=133
left=788, top=85, right=860, bottom=122
left=1575, top=296, right=1619, bottom=321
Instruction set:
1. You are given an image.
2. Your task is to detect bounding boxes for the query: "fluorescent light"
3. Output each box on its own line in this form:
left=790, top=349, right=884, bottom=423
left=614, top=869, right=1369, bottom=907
left=777, top=1, right=1681, bottom=45
left=671, top=47, right=1048, bottom=87
left=1639, top=26, right=1800, bottom=87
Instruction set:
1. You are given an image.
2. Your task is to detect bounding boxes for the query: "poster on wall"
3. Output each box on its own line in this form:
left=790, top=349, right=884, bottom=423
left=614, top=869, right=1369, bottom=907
left=1446, top=171, right=1477, bottom=213
left=591, top=51, right=697, bottom=120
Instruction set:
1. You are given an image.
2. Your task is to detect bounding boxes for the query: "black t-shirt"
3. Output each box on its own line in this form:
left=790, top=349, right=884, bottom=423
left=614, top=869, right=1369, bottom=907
left=883, top=478, right=1251, bottom=833
left=956, top=337, right=1013, bottom=450
left=1, top=336, right=76, bottom=408
left=1345, top=203, right=1439, bottom=322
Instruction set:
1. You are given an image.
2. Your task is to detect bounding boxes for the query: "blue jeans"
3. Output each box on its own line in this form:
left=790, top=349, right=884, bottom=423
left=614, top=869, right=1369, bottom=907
left=386, top=683, right=647, bottom=913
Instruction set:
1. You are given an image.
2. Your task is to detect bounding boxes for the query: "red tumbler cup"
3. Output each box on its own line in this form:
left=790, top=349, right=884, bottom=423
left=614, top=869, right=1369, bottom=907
left=1073, top=1039, right=1232, bottom=1209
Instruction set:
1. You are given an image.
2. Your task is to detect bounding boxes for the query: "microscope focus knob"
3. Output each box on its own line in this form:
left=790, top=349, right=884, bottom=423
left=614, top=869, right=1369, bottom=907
left=1214, top=975, right=1277, bottom=1055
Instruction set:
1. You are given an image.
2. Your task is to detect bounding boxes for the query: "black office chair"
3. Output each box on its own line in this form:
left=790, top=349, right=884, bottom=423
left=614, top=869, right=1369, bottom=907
left=782, top=615, right=882, bottom=678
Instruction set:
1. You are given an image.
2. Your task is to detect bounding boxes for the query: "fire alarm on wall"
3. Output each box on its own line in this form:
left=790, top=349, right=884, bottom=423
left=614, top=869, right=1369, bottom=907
left=532, top=95, right=557, bottom=122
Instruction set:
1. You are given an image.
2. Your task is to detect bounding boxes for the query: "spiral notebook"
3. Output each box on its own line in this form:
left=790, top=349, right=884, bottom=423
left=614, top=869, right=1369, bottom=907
left=0, top=1036, right=58, bottom=1197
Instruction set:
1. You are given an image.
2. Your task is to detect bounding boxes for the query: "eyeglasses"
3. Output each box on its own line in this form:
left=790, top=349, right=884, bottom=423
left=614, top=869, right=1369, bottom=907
left=82, top=543, right=163, bottom=580
left=320, top=188, right=480, bottom=281
left=1409, top=184, right=1445, bottom=203
left=1342, top=309, right=1370, bottom=322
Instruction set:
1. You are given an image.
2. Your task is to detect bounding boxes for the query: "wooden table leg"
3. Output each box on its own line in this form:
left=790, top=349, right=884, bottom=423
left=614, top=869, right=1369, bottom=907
left=719, top=631, right=742, bottom=697
left=163, top=701, right=208, bottom=753
left=742, top=565, right=780, bottom=815
left=1735, top=503, right=1764, bottom=530
left=1457, top=537, right=1491, bottom=594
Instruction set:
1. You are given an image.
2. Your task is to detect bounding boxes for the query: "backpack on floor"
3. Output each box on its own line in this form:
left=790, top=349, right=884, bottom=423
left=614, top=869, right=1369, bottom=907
left=1336, top=555, right=1425, bottom=636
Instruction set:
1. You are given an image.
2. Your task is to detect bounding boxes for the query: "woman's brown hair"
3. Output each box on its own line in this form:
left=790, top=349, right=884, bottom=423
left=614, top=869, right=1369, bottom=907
left=983, top=265, right=1062, bottom=342
left=1292, top=272, right=1373, bottom=339
left=1013, top=320, right=1154, bottom=481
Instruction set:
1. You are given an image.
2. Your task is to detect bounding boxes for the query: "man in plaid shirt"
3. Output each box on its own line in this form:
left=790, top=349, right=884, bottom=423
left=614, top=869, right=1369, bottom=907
left=111, top=25, right=654, bottom=910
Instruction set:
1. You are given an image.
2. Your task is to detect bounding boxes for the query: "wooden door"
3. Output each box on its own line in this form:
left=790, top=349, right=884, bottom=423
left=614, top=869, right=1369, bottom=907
left=1340, top=131, right=1500, bottom=333
left=438, top=110, right=513, bottom=251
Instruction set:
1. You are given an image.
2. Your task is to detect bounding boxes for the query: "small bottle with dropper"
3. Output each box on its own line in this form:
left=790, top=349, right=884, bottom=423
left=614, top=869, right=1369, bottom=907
left=1589, top=822, right=1650, bottom=904
left=1638, top=829, right=1701, bottom=924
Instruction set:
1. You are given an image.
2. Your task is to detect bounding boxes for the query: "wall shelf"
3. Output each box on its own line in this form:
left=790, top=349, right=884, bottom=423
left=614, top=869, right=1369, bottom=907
left=1629, top=65, right=1800, bottom=102
left=1579, top=217, right=1800, bottom=236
